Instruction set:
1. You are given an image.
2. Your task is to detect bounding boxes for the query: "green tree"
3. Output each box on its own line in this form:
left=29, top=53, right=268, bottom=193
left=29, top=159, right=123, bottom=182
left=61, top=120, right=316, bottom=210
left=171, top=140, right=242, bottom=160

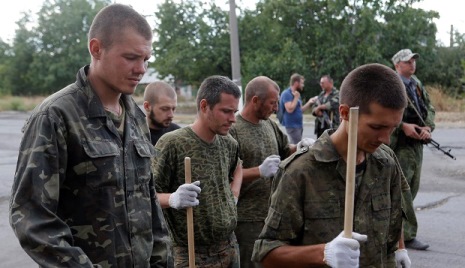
left=25, top=0, right=109, bottom=95
left=0, top=39, right=13, bottom=95
left=8, top=14, right=37, bottom=95
left=152, top=0, right=232, bottom=87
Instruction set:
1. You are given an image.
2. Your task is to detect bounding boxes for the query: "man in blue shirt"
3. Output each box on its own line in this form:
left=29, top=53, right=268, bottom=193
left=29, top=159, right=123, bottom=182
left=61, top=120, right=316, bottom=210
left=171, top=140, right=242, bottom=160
left=279, top=73, right=314, bottom=144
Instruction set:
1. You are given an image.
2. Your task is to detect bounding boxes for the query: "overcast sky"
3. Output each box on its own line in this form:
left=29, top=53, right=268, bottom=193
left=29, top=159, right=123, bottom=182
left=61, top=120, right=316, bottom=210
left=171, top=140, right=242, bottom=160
left=0, top=0, right=462, bottom=46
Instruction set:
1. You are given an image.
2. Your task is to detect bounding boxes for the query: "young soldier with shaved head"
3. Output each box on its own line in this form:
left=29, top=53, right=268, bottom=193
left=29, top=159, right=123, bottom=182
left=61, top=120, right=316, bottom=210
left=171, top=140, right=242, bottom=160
left=9, top=4, right=170, bottom=267
left=143, top=81, right=180, bottom=145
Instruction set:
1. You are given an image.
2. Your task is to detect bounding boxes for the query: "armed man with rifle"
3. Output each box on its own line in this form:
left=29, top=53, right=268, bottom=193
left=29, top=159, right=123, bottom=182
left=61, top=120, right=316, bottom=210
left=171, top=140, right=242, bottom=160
left=390, top=49, right=436, bottom=251
left=311, top=75, right=340, bottom=138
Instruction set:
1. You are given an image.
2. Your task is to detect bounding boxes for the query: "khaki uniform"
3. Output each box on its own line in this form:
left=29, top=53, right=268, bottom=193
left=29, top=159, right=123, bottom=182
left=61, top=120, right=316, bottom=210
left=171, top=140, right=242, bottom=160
left=229, top=115, right=290, bottom=268
left=252, top=131, right=403, bottom=267
left=390, top=74, right=435, bottom=240
left=153, top=127, right=240, bottom=267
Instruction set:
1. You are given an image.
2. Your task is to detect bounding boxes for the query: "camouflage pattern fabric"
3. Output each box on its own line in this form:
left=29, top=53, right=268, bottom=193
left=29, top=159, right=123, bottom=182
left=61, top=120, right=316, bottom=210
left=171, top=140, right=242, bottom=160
left=390, top=74, right=435, bottom=241
left=9, top=66, right=171, bottom=268
left=172, top=233, right=240, bottom=268
left=312, top=88, right=340, bottom=137
left=229, top=115, right=290, bottom=268
left=229, top=115, right=290, bottom=221
left=235, top=221, right=264, bottom=268
left=252, top=131, right=403, bottom=267
left=153, top=127, right=239, bottom=248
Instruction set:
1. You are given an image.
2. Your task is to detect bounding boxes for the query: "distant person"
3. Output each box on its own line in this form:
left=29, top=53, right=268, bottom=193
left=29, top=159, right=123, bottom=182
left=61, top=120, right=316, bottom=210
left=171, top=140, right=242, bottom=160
left=153, top=75, right=243, bottom=267
left=252, top=63, right=409, bottom=267
left=143, top=81, right=180, bottom=145
left=391, top=48, right=436, bottom=251
left=229, top=76, right=314, bottom=268
left=312, top=75, right=340, bottom=138
left=9, top=4, right=170, bottom=267
left=279, top=73, right=314, bottom=144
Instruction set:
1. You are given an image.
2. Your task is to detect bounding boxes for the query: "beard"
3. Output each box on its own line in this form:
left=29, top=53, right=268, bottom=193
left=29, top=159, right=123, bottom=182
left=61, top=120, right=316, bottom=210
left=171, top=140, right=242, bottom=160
left=149, top=109, right=170, bottom=129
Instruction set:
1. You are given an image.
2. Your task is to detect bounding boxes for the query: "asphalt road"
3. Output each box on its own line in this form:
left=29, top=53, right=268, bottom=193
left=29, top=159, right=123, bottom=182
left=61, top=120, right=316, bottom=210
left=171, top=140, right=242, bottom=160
left=0, top=111, right=464, bottom=267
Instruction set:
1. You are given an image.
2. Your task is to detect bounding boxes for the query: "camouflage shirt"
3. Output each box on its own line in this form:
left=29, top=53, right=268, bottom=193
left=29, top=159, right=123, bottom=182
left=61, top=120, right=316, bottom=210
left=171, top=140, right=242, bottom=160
left=252, top=131, right=403, bottom=267
left=153, top=127, right=239, bottom=247
left=390, top=74, right=436, bottom=149
left=9, top=66, right=170, bottom=268
left=311, top=88, right=340, bottom=134
left=229, top=115, right=290, bottom=221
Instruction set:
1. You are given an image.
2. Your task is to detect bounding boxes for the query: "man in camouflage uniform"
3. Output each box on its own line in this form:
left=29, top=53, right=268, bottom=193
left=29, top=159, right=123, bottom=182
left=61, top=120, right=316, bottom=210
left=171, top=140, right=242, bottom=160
left=312, top=75, right=340, bottom=138
left=252, top=63, right=409, bottom=267
left=390, top=49, right=436, bottom=251
left=9, top=4, right=170, bottom=268
left=153, top=75, right=243, bottom=268
left=229, top=76, right=314, bottom=268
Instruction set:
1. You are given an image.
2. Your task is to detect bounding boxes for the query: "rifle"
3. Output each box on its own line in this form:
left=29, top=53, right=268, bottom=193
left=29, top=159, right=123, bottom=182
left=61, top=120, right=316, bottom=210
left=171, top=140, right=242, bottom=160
left=317, top=110, right=332, bottom=129
left=415, top=128, right=456, bottom=160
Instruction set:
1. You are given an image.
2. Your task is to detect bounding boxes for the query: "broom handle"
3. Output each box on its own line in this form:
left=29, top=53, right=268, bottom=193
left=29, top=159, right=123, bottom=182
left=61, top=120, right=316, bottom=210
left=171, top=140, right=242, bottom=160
left=185, top=157, right=195, bottom=267
left=343, top=107, right=359, bottom=238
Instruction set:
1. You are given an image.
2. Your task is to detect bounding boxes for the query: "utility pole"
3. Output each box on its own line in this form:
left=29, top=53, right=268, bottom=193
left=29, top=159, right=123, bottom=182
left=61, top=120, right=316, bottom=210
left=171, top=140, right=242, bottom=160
left=450, top=24, right=454, bottom=47
left=229, top=0, right=243, bottom=112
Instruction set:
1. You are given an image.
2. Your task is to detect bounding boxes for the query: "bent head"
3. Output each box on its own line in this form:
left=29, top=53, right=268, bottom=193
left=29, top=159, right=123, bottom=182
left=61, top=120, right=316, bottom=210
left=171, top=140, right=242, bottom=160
left=88, top=4, right=153, bottom=96
left=244, top=76, right=280, bottom=120
left=197, top=76, right=241, bottom=135
left=143, top=81, right=177, bottom=129
left=339, top=63, right=407, bottom=153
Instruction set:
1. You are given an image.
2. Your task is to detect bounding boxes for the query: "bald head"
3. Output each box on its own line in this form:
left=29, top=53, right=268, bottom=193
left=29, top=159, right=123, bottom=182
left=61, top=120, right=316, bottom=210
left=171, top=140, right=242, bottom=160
left=144, top=81, right=177, bottom=105
left=244, top=76, right=280, bottom=104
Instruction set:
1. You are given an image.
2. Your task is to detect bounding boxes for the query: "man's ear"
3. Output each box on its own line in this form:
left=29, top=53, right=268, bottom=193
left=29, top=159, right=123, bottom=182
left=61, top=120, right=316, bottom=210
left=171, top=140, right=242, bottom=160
left=143, top=101, right=151, bottom=113
left=252, top=95, right=259, bottom=105
left=199, top=99, right=208, bottom=113
left=89, top=38, right=102, bottom=60
left=339, top=104, right=350, bottom=121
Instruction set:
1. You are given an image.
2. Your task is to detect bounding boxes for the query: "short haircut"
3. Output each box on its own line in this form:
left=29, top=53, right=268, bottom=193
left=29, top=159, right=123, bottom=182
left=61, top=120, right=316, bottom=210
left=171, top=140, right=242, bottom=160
left=244, top=76, right=280, bottom=104
left=340, top=63, right=407, bottom=114
left=196, top=75, right=241, bottom=111
left=143, top=81, right=176, bottom=105
left=88, top=4, right=152, bottom=49
left=321, top=75, right=333, bottom=83
left=289, top=73, right=304, bottom=87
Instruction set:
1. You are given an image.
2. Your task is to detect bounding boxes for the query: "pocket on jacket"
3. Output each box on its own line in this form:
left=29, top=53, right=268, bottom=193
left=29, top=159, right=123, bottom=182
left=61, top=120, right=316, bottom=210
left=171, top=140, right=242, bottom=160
left=80, top=139, right=119, bottom=189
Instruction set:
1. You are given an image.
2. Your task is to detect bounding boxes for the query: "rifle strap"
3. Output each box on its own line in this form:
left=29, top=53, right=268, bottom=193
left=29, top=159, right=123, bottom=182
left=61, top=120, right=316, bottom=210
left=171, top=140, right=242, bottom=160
left=406, top=94, right=428, bottom=128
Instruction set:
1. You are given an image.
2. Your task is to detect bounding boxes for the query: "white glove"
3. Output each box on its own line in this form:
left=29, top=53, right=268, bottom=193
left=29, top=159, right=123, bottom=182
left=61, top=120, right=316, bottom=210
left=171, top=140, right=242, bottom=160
left=258, top=155, right=280, bottom=178
left=395, top=249, right=411, bottom=268
left=168, top=181, right=201, bottom=209
left=296, top=137, right=315, bottom=150
left=324, top=231, right=368, bottom=268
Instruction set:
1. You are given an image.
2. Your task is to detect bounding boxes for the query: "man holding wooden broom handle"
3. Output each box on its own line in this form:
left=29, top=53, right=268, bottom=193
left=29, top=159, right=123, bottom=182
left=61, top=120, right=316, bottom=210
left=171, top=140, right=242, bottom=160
left=153, top=75, right=243, bottom=268
left=252, top=63, right=410, bottom=267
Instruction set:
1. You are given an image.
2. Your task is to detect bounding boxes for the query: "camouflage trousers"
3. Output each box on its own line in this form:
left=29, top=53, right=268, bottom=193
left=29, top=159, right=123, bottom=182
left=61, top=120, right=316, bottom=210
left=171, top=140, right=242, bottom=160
left=235, top=221, right=264, bottom=268
left=173, top=233, right=240, bottom=268
left=394, top=142, right=423, bottom=241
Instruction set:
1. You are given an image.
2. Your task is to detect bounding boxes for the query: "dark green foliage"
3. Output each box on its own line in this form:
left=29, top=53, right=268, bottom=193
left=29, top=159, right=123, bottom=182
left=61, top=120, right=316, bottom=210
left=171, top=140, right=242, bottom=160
left=1, top=0, right=464, bottom=98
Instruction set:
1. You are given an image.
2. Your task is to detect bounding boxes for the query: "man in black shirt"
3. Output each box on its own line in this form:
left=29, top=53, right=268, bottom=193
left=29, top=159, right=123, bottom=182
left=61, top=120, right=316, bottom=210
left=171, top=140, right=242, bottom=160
left=143, top=81, right=181, bottom=145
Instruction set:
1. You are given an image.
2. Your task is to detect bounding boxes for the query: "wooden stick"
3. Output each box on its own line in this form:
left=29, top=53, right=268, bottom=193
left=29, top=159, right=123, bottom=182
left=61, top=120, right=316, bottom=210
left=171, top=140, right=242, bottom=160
left=184, top=157, right=195, bottom=268
left=343, top=107, right=359, bottom=238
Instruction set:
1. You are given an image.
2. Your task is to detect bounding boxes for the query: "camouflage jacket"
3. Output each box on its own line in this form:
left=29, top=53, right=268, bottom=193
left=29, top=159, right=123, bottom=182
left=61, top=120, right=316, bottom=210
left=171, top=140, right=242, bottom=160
left=390, top=74, right=436, bottom=149
left=252, top=131, right=403, bottom=267
left=229, top=115, right=290, bottom=222
left=311, top=88, right=340, bottom=133
left=153, top=127, right=239, bottom=247
left=9, top=66, right=170, bottom=268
